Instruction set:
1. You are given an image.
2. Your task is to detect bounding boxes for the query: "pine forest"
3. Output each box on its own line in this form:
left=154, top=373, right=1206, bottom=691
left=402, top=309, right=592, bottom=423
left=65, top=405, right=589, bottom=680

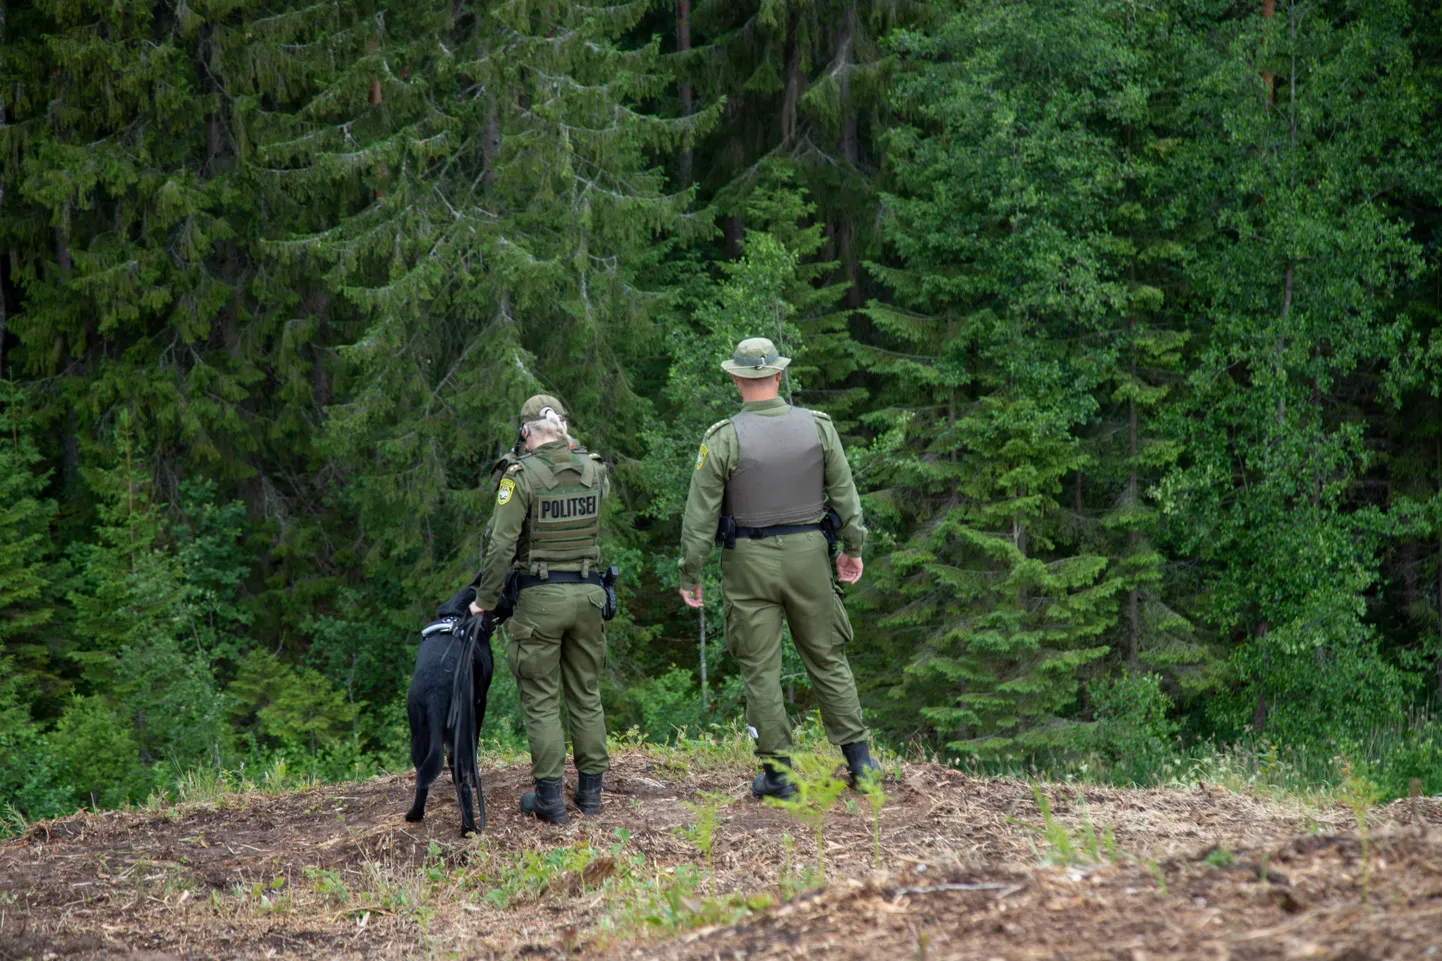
left=1, top=0, right=1441, bottom=824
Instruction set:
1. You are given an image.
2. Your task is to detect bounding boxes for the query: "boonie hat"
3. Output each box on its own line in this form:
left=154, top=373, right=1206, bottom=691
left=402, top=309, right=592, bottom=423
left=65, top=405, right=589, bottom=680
left=720, top=337, right=791, bottom=379
left=519, top=393, right=567, bottom=422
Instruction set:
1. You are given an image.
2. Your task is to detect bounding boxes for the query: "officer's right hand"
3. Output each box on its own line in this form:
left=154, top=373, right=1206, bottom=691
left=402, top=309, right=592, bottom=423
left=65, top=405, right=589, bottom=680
left=679, top=585, right=704, bottom=608
left=836, top=552, right=864, bottom=585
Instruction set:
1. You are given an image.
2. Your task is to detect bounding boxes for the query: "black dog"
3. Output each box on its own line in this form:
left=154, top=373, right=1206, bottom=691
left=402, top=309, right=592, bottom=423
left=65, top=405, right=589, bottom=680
left=404, top=586, right=495, bottom=836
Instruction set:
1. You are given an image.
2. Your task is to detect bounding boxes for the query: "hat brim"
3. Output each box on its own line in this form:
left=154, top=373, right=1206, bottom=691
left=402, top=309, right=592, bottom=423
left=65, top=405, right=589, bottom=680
left=721, top=356, right=791, bottom=378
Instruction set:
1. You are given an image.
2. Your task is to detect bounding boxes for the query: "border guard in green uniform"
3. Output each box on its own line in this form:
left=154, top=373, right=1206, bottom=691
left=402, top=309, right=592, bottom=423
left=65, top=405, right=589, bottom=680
left=471, top=394, right=614, bottom=825
left=677, top=338, right=880, bottom=798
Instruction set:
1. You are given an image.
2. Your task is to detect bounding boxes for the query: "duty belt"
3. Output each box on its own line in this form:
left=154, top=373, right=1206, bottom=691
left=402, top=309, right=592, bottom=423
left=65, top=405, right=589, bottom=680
left=421, top=616, right=464, bottom=637
left=727, top=522, right=824, bottom=545
left=515, top=571, right=606, bottom=590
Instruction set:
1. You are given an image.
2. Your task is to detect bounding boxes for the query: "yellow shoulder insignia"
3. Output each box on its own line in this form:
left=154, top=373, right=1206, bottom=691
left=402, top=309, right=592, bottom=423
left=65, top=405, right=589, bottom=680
left=497, top=477, right=517, bottom=506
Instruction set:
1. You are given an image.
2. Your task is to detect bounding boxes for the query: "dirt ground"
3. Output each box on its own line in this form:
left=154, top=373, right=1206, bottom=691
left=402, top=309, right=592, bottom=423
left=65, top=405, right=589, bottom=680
left=1, top=752, right=1437, bottom=960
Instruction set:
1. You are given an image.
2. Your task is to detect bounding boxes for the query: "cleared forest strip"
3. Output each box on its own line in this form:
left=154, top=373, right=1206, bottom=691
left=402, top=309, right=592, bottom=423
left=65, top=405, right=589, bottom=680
left=0, top=750, right=1404, bottom=959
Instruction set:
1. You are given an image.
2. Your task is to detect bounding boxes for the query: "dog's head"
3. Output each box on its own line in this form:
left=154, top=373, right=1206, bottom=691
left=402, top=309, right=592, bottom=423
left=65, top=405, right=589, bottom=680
left=435, top=585, right=476, bottom=620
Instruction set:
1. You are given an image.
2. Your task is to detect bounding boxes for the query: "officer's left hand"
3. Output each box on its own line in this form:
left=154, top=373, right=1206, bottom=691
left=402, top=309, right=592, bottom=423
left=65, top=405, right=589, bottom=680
left=679, top=585, right=704, bottom=609
left=836, top=552, right=864, bottom=585
left=469, top=601, right=484, bottom=615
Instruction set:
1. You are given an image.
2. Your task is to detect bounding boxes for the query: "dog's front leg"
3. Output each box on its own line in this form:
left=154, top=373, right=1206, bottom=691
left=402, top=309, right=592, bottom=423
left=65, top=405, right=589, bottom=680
left=405, top=783, right=430, bottom=823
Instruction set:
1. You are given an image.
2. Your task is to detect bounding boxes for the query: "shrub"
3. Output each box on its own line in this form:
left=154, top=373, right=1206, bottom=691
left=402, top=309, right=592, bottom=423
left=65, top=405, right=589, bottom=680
left=1086, top=672, right=1178, bottom=785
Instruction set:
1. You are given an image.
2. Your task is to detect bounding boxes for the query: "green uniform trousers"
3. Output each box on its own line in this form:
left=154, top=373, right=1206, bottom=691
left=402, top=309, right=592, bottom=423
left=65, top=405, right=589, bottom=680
left=721, top=529, right=868, bottom=758
left=505, top=583, right=610, bottom=780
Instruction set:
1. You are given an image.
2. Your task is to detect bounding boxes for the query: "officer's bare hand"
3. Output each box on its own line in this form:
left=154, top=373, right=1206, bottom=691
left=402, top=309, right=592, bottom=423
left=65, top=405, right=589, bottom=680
left=679, top=585, right=704, bottom=608
left=469, top=601, right=484, bottom=615
left=836, top=552, right=864, bottom=585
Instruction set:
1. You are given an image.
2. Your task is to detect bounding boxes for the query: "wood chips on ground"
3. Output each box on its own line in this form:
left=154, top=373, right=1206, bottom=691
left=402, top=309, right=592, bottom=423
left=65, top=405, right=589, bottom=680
left=1, top=753, right=1435, bottom=960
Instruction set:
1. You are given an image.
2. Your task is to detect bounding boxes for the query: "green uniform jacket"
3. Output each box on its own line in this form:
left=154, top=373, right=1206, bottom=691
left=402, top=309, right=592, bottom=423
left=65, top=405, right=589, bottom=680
left=677, top=397, right=866, bottom=591
left=477, top=440, right=608, bottom=610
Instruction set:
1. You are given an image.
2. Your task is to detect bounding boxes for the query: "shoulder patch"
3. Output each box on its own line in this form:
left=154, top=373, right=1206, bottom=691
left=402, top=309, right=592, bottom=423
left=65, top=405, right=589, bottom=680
left=695, top=443, right=709, bottom=472
left=497, top=477, right=517, bottom=506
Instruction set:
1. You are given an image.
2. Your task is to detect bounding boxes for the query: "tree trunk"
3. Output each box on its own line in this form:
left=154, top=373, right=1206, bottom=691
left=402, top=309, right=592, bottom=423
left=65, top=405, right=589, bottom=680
left=677, top=0, right=693, bottom=190
left=837, top=3, right=858, bottom=165
left=0, top=185, right=6, bottom=382
left=724, top=215, right=744, bottom=258
left=835, top=2, right=860, bottom=308
left=1252, top=623, right=1269, bottom=733
left=482, top=103, right=501, bottom=187
left=1127, top=314, right=1140, bottom=670
left=1261, top=0, right=1276, bottom=106
left=780, top=9, right=801, bottom=148
left=1436, top=533, right=1442, bottom=698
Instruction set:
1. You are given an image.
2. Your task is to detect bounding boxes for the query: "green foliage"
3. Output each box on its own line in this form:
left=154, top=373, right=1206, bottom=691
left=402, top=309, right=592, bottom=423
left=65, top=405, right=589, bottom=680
left=630, top=666, right=708, bottom=744
left=768, top=752, right=849, bottom=885
left=0, top=0, right=1439, bottom=825
left=52, top=696, right=149, bottom=809
left=0, top=398, right=57, bottom=688
left=676, top=791, right=730, bottom=896
left=0, top=659, right=71, bottom=824
left=226, top=650, right=357, bottom=755
left=1086, top=673, right=1179, bottom=785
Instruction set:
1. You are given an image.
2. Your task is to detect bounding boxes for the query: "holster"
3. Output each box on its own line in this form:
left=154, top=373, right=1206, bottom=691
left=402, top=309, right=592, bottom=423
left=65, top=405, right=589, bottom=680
left=714, top=514, right=737, bottom=550
left=820, top=507, right=843, bottom=556
left=493, top=571, right=521, bottom=624
left=601, top=565, right=620, bottom=621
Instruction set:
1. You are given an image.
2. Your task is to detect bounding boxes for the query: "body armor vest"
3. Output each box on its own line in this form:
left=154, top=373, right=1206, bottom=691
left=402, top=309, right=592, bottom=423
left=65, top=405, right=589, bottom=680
left=724, top=406, right=825, bottom=528
left=516, top=447, right=603, bottom=568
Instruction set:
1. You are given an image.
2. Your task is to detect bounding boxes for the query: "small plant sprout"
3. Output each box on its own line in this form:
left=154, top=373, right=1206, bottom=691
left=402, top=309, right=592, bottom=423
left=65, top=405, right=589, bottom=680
left=1029, top=784, right=1074, bottom=865
left=779, top=833, right=795, bottom=899
left=862, top=774, right=887, bottom=870
left=1147, top=859, right=1168, bottom=897
left=769, top=753, right=848, bottom=886
left=676, top=790, right=729, bottom=896
left=1338, top=755, right=1380, bottom=906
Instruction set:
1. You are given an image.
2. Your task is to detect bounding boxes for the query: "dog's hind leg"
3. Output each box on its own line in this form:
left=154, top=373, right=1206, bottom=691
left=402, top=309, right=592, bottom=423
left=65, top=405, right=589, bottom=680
left=455, top=766, right=479, bottom=837
left=406, top=696, right=445, bottom=822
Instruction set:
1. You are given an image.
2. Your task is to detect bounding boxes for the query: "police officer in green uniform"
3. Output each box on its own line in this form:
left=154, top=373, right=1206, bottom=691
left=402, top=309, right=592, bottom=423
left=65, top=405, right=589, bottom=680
left=471, top=394, right=610, bottom=825
left=677, top=338, right=880, bottom=798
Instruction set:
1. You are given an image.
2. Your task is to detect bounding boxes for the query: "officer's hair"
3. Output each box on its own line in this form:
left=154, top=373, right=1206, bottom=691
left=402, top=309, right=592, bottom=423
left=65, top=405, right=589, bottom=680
left=524, top=408, right=569, bottom=445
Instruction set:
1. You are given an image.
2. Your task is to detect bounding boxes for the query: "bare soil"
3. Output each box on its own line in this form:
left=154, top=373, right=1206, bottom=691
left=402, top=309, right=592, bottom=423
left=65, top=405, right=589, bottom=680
left=1, top=752, right=1436, bottom=960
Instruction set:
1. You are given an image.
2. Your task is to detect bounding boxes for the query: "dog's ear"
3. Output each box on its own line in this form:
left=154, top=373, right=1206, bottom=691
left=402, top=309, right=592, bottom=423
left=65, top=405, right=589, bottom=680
left=436, top=585, right=476, bottom=620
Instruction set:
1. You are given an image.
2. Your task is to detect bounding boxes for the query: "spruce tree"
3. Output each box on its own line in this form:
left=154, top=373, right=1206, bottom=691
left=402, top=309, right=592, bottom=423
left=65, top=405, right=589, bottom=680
left=0, top=392, right=57, bottom=696
left=1160, top=0, right=1423, bottom=740
left=64, top=414, right=228, bottom=780
left=259, top=0, right=716, bottom=598
left=863, top=0, right=1141, bottom=755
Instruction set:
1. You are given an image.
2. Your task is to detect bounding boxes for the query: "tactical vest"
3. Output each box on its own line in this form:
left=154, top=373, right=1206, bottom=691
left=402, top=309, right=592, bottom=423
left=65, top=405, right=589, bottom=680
left=516, top=447, right=604, bottom=567
left=723, top=405, right=825, bottom=528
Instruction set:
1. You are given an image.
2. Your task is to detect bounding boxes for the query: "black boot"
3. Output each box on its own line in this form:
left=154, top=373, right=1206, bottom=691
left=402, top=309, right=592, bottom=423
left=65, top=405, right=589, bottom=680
left=574, top=772, right=604, bottom=815
left=520, top=777, right=569, bottom=825
left=842, top=741, right=882, bottom=790
left=751, top=757, right=797, bottom=800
